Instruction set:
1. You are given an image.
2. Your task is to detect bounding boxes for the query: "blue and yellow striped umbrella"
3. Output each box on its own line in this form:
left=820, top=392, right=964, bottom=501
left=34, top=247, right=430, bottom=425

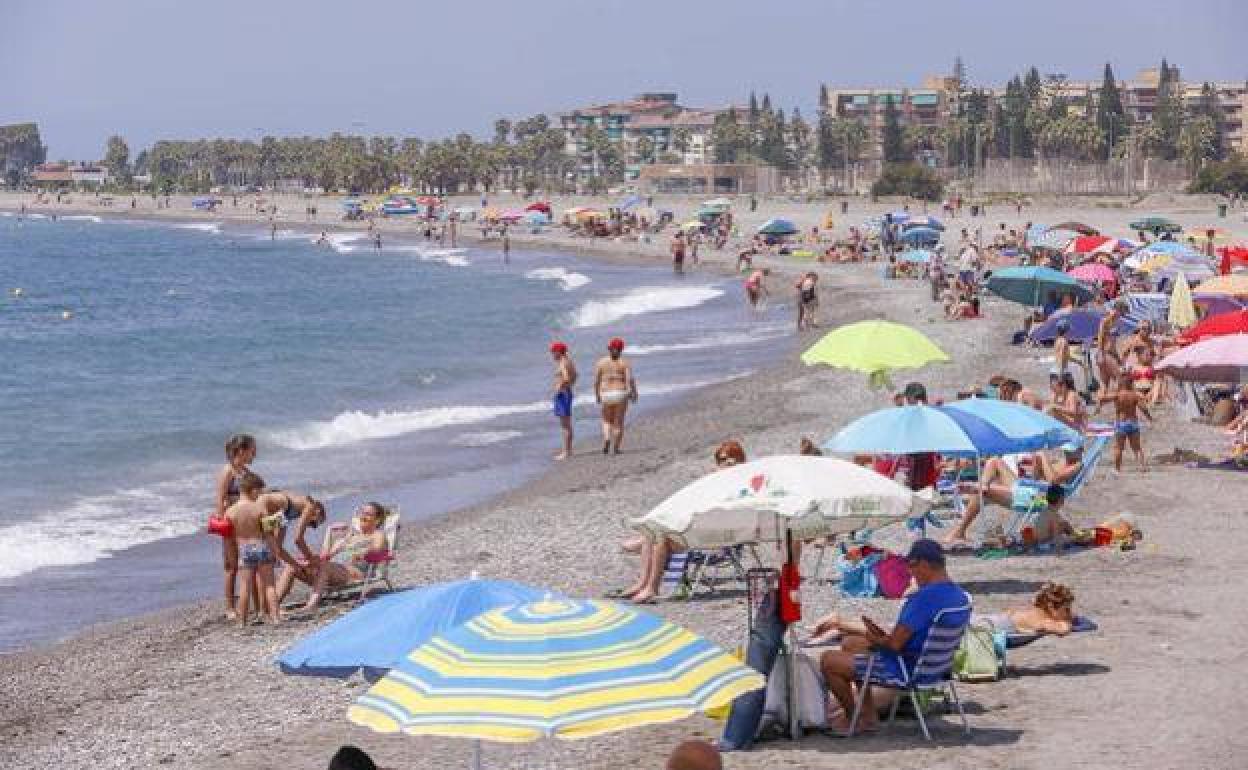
left=347, top=598, right=763, bottom=743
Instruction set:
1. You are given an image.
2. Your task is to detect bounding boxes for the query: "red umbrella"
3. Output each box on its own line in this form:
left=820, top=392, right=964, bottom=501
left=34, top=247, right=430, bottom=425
left=525, top=201, right=552, bottom=214
left=1066, top=235, right=1112, bottom=255
left=1217, top=246, right=1248, bottom=276
left=1180, top=309, right=1248, bottom=345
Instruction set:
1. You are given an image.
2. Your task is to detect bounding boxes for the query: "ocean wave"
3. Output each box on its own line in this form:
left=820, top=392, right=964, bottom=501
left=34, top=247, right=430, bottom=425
left=0, top=477, right=205, bottom=582
left=451, top=430, right=525, bottom=447
left=61, top=214, right=103, bottom=223
left=420, top=248, right=470, bottom=267
left=526, top=267, right=591, bottom=291
left=628, top=327, right=790, bottom=356
left=571, top=285, right=724, bottom=328
left=327, top=233, right=368, bottom=252
left=174, top=222, right=222, bottom=234
left=0, top=211, right=13, bottom=217
left=640, top=372, right=753, bottom=397
left=269, top=400, right=548, bottom=450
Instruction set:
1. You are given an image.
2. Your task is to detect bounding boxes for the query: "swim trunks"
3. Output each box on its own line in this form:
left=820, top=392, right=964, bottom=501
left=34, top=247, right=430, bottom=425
left=1115, top=419, right=1140, bottom=437
left=553, top=388, right=573, bottom=418
left=240, top=542, right=275, bottom=567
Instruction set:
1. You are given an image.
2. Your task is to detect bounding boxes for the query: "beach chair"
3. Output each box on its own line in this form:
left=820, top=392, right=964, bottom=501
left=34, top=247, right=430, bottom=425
left=1001, top=435, right=1110, bottom=547
left=318, top=508, right=401, bottom=603
left=849, top=602, right=973, bottom=740
left=661, top=545, right=752, bottom=599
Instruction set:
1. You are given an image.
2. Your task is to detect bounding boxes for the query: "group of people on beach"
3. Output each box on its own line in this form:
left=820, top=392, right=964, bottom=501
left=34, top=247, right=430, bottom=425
left=549, top=336, right=639, bottom=459
left=209, top=434, right=391, bottom=625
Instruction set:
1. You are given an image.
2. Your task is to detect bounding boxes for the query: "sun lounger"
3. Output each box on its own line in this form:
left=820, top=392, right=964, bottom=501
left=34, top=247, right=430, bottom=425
left=318, top=508, right=401, bottom=603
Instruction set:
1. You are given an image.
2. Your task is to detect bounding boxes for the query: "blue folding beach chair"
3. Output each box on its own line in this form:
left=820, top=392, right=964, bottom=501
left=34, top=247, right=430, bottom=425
left=661, top=546, right=753, bottom=599
left=1002, top=435, right=1110, bottom=545
left=849, top=602, right=974, bottom=740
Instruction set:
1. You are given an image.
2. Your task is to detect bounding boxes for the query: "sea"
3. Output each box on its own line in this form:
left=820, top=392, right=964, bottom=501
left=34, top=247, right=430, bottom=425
left=0, top=211, right=794, bottom=651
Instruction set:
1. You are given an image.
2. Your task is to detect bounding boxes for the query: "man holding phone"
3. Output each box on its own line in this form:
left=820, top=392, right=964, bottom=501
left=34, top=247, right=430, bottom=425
left=813, top=539, right=970, bottom=734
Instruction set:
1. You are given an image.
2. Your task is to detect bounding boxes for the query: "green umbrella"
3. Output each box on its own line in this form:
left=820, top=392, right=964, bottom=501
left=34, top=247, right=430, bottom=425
left=1128, top=216, right=1182, bottom=234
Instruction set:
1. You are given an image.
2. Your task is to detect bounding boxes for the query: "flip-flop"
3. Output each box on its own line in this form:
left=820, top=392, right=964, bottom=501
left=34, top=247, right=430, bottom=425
left=602, top=588, right=634, bottom=599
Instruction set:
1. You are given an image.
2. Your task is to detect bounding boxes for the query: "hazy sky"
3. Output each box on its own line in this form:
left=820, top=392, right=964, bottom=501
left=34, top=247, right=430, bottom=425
left=5, top=0, right=1246, bottom=158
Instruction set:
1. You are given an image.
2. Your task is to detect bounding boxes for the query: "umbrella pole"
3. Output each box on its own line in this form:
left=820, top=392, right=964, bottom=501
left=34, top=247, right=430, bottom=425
left=472, top=739, right=482, bottom=770
left=784, top=528, right=800, bottom=741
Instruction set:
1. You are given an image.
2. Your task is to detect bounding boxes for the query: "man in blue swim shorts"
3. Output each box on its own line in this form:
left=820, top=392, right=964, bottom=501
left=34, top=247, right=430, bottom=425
left=550, top=341, right=578, bottom=460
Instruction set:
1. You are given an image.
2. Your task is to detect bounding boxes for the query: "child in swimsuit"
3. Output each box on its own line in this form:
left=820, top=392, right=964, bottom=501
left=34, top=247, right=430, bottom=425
left=226, top=471, right=298, bottom=626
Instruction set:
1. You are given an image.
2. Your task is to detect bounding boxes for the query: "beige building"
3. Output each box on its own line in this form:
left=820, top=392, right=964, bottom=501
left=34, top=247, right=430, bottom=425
left=819, top=75, right=954, bottom=164
left=557, top=93, right=733, bottom=181
left=637, top=163, right=777, bottom=195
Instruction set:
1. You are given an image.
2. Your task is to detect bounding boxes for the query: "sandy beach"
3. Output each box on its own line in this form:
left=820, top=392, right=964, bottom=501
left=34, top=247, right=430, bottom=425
left=2, top=191, right=1248, bottom=769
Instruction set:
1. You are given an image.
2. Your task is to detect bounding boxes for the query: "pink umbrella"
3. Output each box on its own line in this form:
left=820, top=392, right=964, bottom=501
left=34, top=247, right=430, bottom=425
left=1157, top=333, right=1248, bottom=382
left=1068, top=263, right=1117, bottom=285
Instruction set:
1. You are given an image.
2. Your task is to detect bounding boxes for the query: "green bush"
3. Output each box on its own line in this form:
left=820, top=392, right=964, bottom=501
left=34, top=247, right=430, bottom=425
left=1188, top=154, right=1248, bottom=195
left=871, top=162, right=945, bottom=202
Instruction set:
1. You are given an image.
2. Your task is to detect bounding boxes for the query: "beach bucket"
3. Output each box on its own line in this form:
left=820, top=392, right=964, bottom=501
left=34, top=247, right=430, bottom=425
left=1094, top=527, right=1113, bottom=547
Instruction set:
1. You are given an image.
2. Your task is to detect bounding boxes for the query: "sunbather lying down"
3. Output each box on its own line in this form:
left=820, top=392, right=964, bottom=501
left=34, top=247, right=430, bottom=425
left=290, top=502, right=391, bottom=611
left=977, top=582, right=1077, bottom=636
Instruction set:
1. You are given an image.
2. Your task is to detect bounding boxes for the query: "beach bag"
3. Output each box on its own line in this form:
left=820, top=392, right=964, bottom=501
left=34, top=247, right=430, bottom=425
left=874, top=554, right=912, bottom=599
left=954, top=625, right=1004, bottom=682
left=837, top=552, right=882, bottom=598
left=761, top=651, right=828, bottom=731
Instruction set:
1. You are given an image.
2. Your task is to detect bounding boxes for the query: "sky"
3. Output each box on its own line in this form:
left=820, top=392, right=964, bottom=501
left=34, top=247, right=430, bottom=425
left=4, top=0, right=1246, bottom=159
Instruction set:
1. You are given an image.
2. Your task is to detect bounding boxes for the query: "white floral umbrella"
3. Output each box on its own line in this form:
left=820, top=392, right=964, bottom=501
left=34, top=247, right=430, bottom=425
left=633, top=455, right=927, bottom=548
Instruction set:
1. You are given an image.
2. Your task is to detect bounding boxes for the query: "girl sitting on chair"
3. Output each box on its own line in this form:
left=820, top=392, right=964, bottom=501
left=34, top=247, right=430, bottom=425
left=301, top=502, right=391, bottom=611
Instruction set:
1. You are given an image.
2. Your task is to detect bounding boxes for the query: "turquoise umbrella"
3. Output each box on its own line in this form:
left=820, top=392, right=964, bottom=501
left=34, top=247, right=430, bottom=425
left=758, top=218, right=799, bottom=236
left=941, top=398, right=1079, bottom=451
left=987, top=266, right=1093, bottom=307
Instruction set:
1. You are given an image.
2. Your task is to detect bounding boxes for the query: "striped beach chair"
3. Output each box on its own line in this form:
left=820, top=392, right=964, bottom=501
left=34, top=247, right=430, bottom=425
left=849, top=601, right=974, bottom=740
left=319, top=508, right=401, bottom=602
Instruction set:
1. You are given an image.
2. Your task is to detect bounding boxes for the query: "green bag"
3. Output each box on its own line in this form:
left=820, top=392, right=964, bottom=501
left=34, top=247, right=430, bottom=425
left=954, top=625, right=1004, bottom=682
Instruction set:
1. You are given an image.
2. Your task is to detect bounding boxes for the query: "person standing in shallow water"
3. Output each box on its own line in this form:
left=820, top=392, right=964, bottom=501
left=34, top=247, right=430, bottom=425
left=594, top=337, right=638, bottom=455
left=212, top=434, right=256, bottom=620
left=550, top=341, right=577, bottom=460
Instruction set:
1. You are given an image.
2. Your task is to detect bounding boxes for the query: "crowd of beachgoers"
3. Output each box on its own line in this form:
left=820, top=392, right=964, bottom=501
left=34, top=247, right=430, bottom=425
left=2, top=188, right=1247, bottom=769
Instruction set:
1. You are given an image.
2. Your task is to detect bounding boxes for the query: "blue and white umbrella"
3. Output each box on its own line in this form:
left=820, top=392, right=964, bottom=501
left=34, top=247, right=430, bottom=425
left=941, top=398, right=1080, bottom=451
left=899, top=226, right=941, bottom=245
left=898, top=249, right=933, bottom=264
left=902, top=215, right=945, bottom=231
left=824, top=405, right=1029, bottom=458
left=1034, top=229, right=1077, bottom=252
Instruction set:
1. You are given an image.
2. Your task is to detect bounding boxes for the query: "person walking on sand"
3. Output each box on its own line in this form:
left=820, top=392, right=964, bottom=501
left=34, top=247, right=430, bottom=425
left=270, top=222, right=278, bottom=240
left=502, top=228, right=511, bottom=263
left=795, top=272, right=819, bottom=331
left=550, top=341, right=578, bottom=460
left=594, top=337, right=638, bottom=455
left=373, top=232, right=382, bottom=252
left=1099, top=382, right=1153, bottom=471
left=671, top=231, right=687, bottom=274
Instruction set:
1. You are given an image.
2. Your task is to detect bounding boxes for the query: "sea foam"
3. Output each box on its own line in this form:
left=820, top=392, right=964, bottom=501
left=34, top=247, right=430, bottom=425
left=269, top=401, right=548, bottom=450
left=526, top=267, right=591, bottom=291
left=570, top=285, right=723, bottom=328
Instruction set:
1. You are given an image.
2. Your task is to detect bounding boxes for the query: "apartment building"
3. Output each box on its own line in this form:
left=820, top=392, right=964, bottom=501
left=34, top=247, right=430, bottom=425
left=819, top=75, right=954, bottom=164
left=557, top=93, right=729, bottom=180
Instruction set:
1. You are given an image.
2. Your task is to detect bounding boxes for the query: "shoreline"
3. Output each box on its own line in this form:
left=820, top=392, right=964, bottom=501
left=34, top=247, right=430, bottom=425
left=3, top=193, right=1248, bottom=769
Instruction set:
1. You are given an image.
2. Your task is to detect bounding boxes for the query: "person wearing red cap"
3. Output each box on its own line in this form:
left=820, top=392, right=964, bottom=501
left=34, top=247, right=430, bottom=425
left=550, top=341, right=577, bottom=460
left=594, top=337, right=637, bottom=455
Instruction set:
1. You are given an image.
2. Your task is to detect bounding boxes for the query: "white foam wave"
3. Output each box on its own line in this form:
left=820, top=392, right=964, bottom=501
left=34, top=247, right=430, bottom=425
left=640, top=372, right=752, bottom=397
left=571, top=285, right=724, bottom=328
left=0, top=211, right=13, bottom=217
left=526, top=267, right=592, bottom=291
left=327, top=233, right=368, bottom=252
left=270, top=401, right=548, bottom=450
left=420, top=248, right=470, bottom=267
left=0, top=477, right=205, bottom=582
left=628, top=327, right=789, bottom=356
left=26, top=213, right=47, bottom=219
left=61, top=214, right=102, bottom=223
left=451, top=430, right=525, bottom=447
left=175, top=222, right=222, bottom=234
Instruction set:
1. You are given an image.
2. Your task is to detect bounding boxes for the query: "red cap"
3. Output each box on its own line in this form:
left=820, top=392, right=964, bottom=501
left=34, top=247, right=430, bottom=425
left=607, top=337, right=625, bottom=351
left=549, top=341, right=568, bottom=355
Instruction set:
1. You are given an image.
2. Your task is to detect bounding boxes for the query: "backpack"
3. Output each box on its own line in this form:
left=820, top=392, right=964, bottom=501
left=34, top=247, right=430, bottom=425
left=953, top=624, right=1006, bottom=682
left=874, top=553, right=912, bottom=599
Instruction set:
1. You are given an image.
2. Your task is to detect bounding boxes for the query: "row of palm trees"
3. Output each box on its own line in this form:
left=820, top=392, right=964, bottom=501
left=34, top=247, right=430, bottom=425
left=139, top=115, right=574, bottom=195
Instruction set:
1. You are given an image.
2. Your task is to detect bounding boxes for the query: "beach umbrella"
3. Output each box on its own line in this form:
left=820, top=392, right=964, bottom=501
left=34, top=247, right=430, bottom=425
left=1156, top=334, right=1248, bottom=382
left=1066, top=235, right=1113, bottom=255
left=942, top=398, right=1081, bottom=450
left=1129, top=217, right=1182, bottom=234
left=1051, top=221, right=1100, bottom=236
left=757, top=218, right=799, bottom=236
left=1029, top=308, right=1129, bottom=345
left=1179, top=309, right=1248, bottom=344
left=824, top=405, right=1053, bottom=459
left=1024, top=223, right=1050, bottom=245
left=887, top=210, right=910, bottom=223
left=618, top=194, right=643, bottom=210
left=524, top=211, right=549, bottom=225
left=898, top=248, right=932, bottom=264
left=634, top=456, right=921, bottom=548
left=986, top=266, right=1093, bottom=307
left=347, top=598, right=764, bottom=750
left=1033, top=229, right=1077, bottom=252
left=800, top=320, right=950, bottom=381
left=1139, top=240, right=1199, bottom=257
left=898, top=226, right=940, bottom=244
left=1169, top=276, right=1198, bottom=329
left=1194, top=274, right=1248, bottom=298
left=1217, top=246, right=1248, bottom=274
left=1094, top=237, right=1138, bottom=255
left=1194, top=294, right=1245, bottom=319
left=902, top=215, right=944, bottom=231
left=702, top=197, right=732, bottom=210
left=680, top=220, right=704, bottom=232
left=524, top=202, right=552, bottom=214
left=277, top=578, right=553, bottom=680
left=1068, top=263, right=1117, bottom=286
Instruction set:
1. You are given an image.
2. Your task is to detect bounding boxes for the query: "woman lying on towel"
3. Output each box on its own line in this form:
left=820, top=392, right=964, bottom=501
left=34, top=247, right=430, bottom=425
left=978, top=582, right=1076, bottom=636
left=296, top=502, right=391, bottom=611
